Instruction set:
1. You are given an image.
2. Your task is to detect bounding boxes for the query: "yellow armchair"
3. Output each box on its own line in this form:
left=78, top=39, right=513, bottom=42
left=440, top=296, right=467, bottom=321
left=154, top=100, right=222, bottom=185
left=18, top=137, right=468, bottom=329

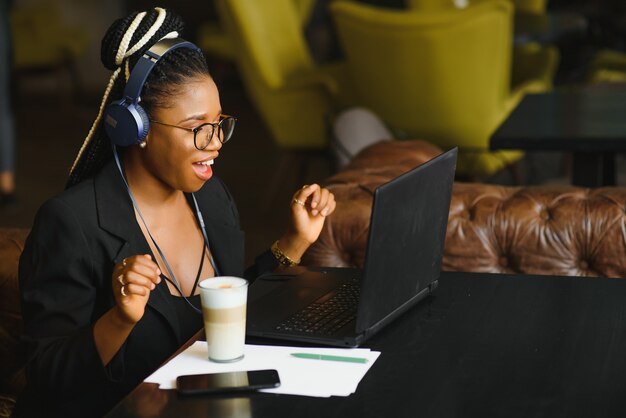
left=407, top=0, right=560, bottom=94
left=330, top=0, right=546, bottom=178
left=409, top=0, right=546, bottom=13
left=513, top=0, right=547, bottom=15
left=216, top=0, right=357, bottom=206
left=407, top=0, right=469, bottom=10
left=588, top=49, right=626, bottom=83
left=215, top=0, right=352, bottom=150
left=199, top=0, right=316, bottom=61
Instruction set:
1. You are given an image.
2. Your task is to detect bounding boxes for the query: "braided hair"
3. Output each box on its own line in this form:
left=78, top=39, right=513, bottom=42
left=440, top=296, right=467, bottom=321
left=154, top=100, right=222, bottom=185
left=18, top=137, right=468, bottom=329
left=67, top=7, right=210, bottom=188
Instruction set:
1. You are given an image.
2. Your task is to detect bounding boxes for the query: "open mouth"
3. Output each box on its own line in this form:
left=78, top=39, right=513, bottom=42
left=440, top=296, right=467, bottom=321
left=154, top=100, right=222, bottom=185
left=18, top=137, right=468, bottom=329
left=192, top=159, right=215, bottom=180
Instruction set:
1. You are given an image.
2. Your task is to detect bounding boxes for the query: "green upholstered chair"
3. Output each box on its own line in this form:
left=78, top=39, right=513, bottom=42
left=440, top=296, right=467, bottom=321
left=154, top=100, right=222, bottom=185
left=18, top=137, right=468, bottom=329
left=511, top=41, right=559, bottom=93
left=407, top=0, right=469, bottom=10
left=330, top=0, right=554, bottom=178
left=588, top=50, right=626, bottom=83
left=215, top=0, right=351, bottom=150
left=198, top=0, right=316, bottom=61
left=215, top=0, right=355, bottom=204
left=407, top=0, right=559, bottom=102
left=512, top=0, right=547, bottom=14
left=507, top=0, right=560, bottom=95
left=409, top=0, right=546, bottom=13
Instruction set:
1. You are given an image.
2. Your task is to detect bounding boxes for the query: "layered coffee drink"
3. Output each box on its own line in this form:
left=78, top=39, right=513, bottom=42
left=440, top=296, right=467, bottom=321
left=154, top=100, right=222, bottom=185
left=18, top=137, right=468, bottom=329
left=199, top=277, right=248, bottom=362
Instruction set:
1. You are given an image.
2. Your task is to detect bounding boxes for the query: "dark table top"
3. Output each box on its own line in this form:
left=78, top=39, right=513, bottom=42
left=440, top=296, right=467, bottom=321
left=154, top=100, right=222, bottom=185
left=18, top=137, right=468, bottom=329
left=491, top=85, right=626, bottom=152
left=106, top=271, right=626, bottom=418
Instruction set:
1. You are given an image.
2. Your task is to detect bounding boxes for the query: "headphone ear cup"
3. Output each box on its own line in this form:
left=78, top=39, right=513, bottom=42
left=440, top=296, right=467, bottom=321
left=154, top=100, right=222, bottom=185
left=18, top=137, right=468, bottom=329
left=104, top=100, right=150, bottom=147
left=135, top=104, right=150, bottom=142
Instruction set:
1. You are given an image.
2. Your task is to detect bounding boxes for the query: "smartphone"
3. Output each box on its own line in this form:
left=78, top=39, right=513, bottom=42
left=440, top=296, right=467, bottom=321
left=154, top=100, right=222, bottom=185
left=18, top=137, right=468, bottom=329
left=177, top=369, right=280, bottom=395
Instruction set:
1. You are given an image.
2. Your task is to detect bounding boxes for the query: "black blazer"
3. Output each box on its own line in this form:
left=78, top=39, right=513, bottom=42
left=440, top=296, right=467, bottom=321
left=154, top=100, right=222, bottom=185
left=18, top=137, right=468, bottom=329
left=14, top=161, right=277, bottom=418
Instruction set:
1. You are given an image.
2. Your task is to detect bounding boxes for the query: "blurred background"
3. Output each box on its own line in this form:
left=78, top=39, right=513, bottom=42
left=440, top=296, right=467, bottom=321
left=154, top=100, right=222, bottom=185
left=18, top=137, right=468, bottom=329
left=1, top=0, right=625, bottom=264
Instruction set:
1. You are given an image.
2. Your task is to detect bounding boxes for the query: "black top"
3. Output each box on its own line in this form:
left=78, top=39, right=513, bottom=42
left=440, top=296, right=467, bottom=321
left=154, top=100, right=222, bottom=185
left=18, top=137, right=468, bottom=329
left=164, top=238, right=205, bottom=342
left=14, top=160, right=279, bottom=418
left=171, top=294, right=202, bottom=344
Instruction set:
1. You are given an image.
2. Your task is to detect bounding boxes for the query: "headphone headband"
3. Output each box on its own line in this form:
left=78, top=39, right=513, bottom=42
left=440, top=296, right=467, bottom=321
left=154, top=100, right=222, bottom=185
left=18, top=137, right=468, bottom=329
left=123, top=38, right=200, bottom=103
left=104, top=37, right=201, bottom=147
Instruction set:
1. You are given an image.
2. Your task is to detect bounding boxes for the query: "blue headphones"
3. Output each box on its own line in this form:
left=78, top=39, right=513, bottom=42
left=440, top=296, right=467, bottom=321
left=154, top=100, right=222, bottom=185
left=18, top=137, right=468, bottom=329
left=103, top=38, right=201, bottom=147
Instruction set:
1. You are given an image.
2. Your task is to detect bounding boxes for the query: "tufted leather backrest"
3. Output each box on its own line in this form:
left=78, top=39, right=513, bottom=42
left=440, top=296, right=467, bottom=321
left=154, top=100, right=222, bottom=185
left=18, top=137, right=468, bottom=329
left=446, top=184, right=626, bottom=277
left=0, top=228, right=28, bottom=398
left=302, top=140, right=626, bottom=278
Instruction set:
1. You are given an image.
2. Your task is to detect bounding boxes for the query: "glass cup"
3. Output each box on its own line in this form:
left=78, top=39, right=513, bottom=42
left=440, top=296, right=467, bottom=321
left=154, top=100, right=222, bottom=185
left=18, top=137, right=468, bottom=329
left=199, top=277, right=248, bottom=363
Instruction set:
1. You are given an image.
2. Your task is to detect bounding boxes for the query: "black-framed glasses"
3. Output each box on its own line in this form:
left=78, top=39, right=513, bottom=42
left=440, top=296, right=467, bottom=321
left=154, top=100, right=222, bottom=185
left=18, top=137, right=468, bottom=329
left=150, top=115, right=237, bottom=150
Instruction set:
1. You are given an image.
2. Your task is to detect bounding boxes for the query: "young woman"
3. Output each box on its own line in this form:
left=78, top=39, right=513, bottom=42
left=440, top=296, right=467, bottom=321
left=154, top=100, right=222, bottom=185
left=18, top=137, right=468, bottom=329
left=14, top=8, right=335, bottom=418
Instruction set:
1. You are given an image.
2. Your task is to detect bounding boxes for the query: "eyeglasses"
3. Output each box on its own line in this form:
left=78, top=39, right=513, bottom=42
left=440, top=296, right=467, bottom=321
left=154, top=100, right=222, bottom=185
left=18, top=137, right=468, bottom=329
left=149, top=115, right=237, bottom=150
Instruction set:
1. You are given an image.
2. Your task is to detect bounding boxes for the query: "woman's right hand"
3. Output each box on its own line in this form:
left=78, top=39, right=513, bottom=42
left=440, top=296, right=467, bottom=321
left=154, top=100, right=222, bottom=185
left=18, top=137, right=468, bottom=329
left=112, top=254, right=161, bottom=324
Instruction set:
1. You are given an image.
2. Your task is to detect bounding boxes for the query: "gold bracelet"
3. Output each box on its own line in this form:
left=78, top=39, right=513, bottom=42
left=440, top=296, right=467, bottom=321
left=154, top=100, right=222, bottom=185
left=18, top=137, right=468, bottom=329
left=271, top=240, right=300, bottom=267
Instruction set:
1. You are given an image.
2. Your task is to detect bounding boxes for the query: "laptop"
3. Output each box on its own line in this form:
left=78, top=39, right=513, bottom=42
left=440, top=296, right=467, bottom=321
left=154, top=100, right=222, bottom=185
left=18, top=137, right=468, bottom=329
left=246, top=148, right=457, bottom=347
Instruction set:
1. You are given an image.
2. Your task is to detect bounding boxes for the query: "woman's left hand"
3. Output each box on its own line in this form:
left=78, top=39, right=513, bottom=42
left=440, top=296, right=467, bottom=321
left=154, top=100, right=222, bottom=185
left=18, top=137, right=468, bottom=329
left=283, top=184, right=336, bottom=250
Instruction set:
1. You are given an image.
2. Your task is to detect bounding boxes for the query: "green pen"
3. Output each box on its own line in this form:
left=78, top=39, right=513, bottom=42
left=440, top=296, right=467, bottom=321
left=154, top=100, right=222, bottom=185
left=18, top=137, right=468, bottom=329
left=290, top=352, right=369, bottom=363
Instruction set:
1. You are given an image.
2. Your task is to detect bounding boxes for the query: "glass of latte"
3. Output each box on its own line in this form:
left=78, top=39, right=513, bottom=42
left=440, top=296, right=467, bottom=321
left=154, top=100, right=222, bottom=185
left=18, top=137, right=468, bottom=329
left=199, top=277, right=248, bottom=362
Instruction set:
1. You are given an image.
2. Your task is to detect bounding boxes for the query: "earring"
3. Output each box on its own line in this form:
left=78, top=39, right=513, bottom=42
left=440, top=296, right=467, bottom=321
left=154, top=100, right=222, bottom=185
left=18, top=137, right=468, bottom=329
left=139, top=140, right=147, bottom=149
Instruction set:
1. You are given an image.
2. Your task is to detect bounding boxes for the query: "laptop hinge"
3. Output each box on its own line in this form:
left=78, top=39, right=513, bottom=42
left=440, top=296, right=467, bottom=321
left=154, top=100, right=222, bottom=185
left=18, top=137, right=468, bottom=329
left=361, top=280, right=437, bottom=339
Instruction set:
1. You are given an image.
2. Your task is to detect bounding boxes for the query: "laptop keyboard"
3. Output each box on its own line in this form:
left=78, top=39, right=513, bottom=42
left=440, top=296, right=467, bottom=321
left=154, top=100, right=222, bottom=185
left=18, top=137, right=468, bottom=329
left=276, top=280, right=360, bottom=335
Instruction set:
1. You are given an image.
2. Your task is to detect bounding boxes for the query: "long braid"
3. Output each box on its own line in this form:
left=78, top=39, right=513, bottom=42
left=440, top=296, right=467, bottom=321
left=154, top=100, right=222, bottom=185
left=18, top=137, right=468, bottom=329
left=66, top=7, right=196, bottom=188
left=69, top=11, right=152, bottom=181
left=68, top=67, right=121, bottom=178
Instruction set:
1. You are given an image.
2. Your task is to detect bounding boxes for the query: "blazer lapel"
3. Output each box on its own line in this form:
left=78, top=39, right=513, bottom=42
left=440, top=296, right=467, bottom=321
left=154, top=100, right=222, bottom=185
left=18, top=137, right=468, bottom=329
left=188, top=181, right=245, bottom=278
left=94, top=161, right=182, bottom=343
left=93, top=163, right=246, bottom=343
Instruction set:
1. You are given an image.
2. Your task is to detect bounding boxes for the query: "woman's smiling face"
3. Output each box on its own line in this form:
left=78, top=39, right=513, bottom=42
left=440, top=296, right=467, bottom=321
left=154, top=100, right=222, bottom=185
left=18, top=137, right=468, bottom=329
left=139, top=75, right=224, bottom=193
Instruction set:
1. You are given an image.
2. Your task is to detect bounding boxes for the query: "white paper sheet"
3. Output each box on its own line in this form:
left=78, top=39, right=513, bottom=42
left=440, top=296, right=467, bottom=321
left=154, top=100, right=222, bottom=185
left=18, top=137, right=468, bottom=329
left=144, top=342, right=380, bottom=397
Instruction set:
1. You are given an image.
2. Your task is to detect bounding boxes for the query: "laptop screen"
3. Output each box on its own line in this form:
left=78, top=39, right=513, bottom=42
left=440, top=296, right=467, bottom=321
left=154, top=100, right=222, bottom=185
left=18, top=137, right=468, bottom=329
left=355, top=149, right=457, bottom=333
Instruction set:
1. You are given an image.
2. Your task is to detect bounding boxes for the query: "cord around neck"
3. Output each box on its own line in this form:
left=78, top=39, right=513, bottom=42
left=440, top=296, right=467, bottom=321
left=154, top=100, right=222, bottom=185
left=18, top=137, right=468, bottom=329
left=113, top=146, right=219, bottom=314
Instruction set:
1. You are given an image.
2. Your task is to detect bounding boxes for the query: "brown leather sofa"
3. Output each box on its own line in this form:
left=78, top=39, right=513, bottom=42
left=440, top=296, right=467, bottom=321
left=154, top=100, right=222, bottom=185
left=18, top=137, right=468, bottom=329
left=0, top=229, right=27, bottom=418
left=303, top=140, right=626, bottom=278
left=1, top=140, right=625, bottom=415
